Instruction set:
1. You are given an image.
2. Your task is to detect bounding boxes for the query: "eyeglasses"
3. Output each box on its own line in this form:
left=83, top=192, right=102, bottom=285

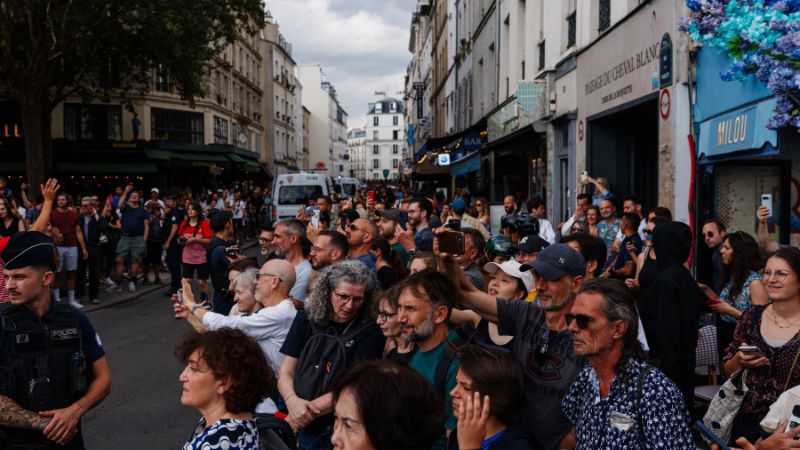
left=376, top=310, right=397, bottom=322
left=571, top=227, right=583, bottom=233
left=256, top=272, right=281, bottom=282
left=334, top=292, right=364, bottom=304
left=565, top=313, right=594, bottom=330
left=760, top=269, right=791, bottom=282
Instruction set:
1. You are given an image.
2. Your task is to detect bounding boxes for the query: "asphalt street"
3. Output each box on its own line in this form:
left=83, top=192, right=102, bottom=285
left=81, top=289, right=198, bottom=449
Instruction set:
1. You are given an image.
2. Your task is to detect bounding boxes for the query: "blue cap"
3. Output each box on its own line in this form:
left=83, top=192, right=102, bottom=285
left=521, top=243, right=585, bottom=280
left=451, top=198, right=467, bottom=214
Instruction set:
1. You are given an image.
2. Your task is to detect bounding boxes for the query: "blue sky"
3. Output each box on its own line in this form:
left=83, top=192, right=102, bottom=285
left=268, top=0, right=415, bottom=129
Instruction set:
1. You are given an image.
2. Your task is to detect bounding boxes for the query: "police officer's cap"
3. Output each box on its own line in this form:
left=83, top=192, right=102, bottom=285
left=1, top=232, right=56, bottom=270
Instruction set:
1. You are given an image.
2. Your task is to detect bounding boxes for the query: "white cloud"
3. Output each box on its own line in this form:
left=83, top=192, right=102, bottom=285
left=267, top=0, right=414, bottom=128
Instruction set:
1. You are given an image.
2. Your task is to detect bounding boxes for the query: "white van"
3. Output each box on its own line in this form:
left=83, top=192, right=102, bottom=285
left=272, top=173, right=333, bottom=220
left=334, top=177, right=359, bottom=200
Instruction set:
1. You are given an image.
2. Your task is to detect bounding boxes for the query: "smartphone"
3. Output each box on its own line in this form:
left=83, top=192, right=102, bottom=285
left=176, top=289, right=185, bottom=305
left=738, top=345, right=763, bottom=355
left=785, top=404, right=800, bottom=438
left=695, top=420, right=729, bottom=450
left=311, top=209, right=321, bottom=229
left=761, top=193, right=773, bottom=217
left=367, top=191, right=375, bottom=206
left=438, top=231, right=466, bottom=255
left=580, top=171, right=588, bottom=183
left=398, top=211, right=408, bottom=231
left=444, top=220, right=461, bottom=232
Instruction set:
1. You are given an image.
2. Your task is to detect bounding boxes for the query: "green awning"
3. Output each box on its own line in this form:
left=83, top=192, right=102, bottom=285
left=145, top=149, right=173, bottom=160
left=145, top=149, right=228, bottom=162
left=58, top=161, right=159, bottom=174
left=227, top=154, right=247, bottom=163
left=243, top=161, right=262, bottom=172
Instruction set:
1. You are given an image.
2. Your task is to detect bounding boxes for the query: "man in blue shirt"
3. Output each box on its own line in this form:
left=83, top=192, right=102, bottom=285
left=561, top=278, right=693, bottom=449
left=112, top=184, right=148, bottom=292
left=605, top=213, right=642, bottom=280
left=345, top=218, right=377, bottom=270
left=397, top=270, right=458, bottom=450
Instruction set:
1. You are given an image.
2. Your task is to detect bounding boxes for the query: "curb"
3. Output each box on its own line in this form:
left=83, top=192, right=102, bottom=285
left=83, top=239, right=258, bottom=314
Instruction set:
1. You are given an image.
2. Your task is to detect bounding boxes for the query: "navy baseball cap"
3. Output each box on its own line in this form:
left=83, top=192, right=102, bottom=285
left=517, top=234, right=549, bottom=254
left=451, top=198, right=467, bottom=214
left=521, top=243, right=585, bottom=280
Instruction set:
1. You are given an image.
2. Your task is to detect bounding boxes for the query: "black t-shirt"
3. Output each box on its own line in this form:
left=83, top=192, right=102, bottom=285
left=208, top=237, right=230, bottom=291
left=280, top=309, right=385, bottom=432
left=376, top=266, right=399, bottom=291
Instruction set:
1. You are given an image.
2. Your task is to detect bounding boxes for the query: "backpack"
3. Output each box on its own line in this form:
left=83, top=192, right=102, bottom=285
left=293, top=319, right=374, bottom=401
left=255, top=413, right=296, bottom=450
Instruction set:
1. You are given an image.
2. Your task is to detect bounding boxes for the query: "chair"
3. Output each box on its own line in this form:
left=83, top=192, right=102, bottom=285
left=695, top=324, right=721, bottom=401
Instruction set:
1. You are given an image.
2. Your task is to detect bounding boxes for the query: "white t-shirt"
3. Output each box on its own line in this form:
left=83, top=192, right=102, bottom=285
left=202, top=299, right=297, bottom=413
left=232, top=200, right=246, bottom=219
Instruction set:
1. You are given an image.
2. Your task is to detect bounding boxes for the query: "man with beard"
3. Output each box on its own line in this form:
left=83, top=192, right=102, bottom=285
left=397, top=270, right=458, bottom=450
left=439, top=237, right=587, bottom=450
left=272, top=219, right=312, bottom=302
left=256, top=222, right=280, bottom=267
left=597, top=199, right=621, bottom=266
left=375, top=208, right=409, bottom=266
left=396, top=198, right=434, bottom=254
left=345, top=218, right=378, bottom=270
left=309, top=230, right=348, bottom=273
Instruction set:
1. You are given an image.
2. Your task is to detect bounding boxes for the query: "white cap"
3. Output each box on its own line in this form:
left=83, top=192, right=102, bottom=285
left=483, top=260, right=534, bottom=293
left=151, top=187, right=159, bottom=193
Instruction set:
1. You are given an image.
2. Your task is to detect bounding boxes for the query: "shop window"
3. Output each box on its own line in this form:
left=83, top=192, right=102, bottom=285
left=151, top=108, right=204, bottom=144
left=63, top=104, right=122, bottom=141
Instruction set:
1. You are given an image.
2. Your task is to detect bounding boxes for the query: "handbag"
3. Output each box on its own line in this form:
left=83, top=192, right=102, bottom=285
left=701, top=369, right=748, bottom=444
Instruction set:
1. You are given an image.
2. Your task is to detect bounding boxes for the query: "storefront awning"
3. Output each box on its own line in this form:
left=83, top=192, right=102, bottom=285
left=145, top=149, right=229, bottom=162
left=450, top=152, right=480, bottom=176
left=698, top=98, right=779, bottom=164
left=58, top=161, right=159, bottom=174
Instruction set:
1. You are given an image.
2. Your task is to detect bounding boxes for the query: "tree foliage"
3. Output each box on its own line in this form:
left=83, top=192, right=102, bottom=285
left=0, top=0, right=265, bottom=190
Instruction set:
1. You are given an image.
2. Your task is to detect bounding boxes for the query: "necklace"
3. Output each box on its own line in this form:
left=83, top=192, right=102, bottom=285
left=771, top=307, right=800, bottom=329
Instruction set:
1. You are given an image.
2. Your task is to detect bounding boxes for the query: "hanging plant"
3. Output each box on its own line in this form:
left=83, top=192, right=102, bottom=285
left=680, top=0, right=800, bottom=129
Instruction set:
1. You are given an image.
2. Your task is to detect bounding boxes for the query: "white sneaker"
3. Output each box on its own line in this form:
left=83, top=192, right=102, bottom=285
left=103, top=276, right=116, bottom=287
left=69, top=300, right=84, bottom=309
left=128, top=282, right=136, bottom=292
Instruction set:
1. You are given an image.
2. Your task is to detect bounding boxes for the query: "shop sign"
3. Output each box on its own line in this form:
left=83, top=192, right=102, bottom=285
left=659, top=33, right=673, bottom=88
left=698, top=98, right=778, bottom=158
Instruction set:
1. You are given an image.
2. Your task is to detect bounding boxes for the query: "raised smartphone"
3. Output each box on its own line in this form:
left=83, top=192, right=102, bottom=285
left=761, top=193, right=773, bottom=217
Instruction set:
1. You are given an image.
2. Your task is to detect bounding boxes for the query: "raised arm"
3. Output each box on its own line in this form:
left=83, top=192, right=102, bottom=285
left=756, top=206, right=779, bottom=253
left=30, top=179, right=59, bottom=233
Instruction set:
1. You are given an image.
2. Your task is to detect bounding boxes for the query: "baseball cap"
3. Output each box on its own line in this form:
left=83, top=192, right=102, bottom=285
left=483, top=260, right=533, bottom=293
left=451, top=198, right=467, bottom=214
left=304, top=205, right=320, bottom=217
left=517, top=234, right=549, bottom=254
left=151, top=187, right=159, bottom=194
left=166, top=194, right=178, bottom=200
left=377, top=208, right=408, bottom=231
left=521, top=243, right=585, bottom=280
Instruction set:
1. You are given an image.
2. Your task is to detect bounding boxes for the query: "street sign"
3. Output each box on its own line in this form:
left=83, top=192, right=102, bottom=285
left=659, top=33, right=673, bottom=89
left=660, top=89, right=671, bottom=120
left=382, top=169, right=389, bottom=180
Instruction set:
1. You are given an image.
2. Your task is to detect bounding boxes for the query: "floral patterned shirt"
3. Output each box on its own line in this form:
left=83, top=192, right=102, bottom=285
left=182, top=417, right=260, bottom=450
left=562, top=359, right=694, bottom=450
left=719, top=271, right=762, bottom=324
left=723, top=306, right=800, bottom=417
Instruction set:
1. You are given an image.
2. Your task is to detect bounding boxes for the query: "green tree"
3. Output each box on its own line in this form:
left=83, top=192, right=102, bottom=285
left=0, top=0, right=264, bottom=193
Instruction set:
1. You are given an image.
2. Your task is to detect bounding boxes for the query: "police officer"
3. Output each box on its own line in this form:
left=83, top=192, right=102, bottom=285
left=0, top=232, right=111, bottom=449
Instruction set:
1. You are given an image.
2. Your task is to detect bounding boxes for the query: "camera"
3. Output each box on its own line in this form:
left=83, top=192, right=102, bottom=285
left=225, top=246, right=240, bottom=258
left=177, top=236, right=188, bottom=246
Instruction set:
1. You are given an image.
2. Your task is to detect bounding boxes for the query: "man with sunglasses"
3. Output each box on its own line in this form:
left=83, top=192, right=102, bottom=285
left=439, top=235, right=587, bottom=450
left=561, top=278, right=694, bottom=449
left=346, top=218, right=378, bottom=270
left=702, top=218, right=727, bottom=290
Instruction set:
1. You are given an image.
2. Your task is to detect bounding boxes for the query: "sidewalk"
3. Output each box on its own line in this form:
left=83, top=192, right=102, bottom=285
left=83, top=238, right=258, bottom=313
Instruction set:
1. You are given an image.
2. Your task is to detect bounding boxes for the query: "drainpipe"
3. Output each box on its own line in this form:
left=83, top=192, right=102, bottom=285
left=494, top=0, right=501, bottom=109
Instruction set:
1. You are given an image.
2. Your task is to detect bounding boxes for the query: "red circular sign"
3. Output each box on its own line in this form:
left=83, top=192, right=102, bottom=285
left=659, top=89, right=671, bottom=120
left=578, top=120, right=584, bottom=141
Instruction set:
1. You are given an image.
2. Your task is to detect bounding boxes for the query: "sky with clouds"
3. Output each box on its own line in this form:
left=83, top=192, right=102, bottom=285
left=267, top=0, right=415, bottom=129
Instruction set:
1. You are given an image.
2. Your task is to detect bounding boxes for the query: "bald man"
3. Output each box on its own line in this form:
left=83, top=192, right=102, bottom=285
left=346, top=218, right=378, bottom=270
left=175, top=259, right=298, bottom=414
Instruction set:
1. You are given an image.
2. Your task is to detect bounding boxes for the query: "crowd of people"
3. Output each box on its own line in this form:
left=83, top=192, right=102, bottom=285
left=2, top=174, right=800, bottom=450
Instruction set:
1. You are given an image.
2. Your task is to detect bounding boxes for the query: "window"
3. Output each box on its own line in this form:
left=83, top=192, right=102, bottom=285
left=567, top=12, right=576, bottom=48
left=393, top=116, right=399, bottom=126
left=155, top=64, right=171, bottom=92
left=389, top=102, right=397, bottom=113
left=599, top=0, right=611, bottom=32
left=373, top=116, right=379, bottom=126
left=521, top=60, right=525, bottom=79
left=538, top=41, right=546, bottom=70
left=372, top=145, right=379, bottom=155
left=63, top=104, right=122, bottom=141
left=375, top=102, right=383, bottom=113
left=213, top=116, right=228, bottom=144
left=223, top=76, right=229, bottom=105
left=373, top=159, right=379, bottom=169
left=215, top=72, right=222, bottom=102
left=151, top=108, right=204, bottom=144
left=278, top=185, right=323, bottom=204
left=392, top=144, right=399, bottom=154
left=373, top=173, right=379, bottom=180
left=373, top=130, right=379, bottom=140
left=392, top=159, right=398, bottom=168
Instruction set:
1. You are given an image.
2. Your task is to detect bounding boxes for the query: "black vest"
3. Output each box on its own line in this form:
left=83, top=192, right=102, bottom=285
left=0, top=303, right=88, bottom=448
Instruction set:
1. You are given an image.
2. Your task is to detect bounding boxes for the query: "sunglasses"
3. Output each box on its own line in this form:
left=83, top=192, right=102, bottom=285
left=705, top=231, right=715, bottom=238
left=642, top=229, right=652, bottom=235
left=565, top=313, right=594, bottom=329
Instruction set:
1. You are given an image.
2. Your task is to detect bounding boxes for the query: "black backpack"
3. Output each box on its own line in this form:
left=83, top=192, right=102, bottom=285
left=293, top=319, right=373, bottom=401
left=255, top=414, right=296, bottom=450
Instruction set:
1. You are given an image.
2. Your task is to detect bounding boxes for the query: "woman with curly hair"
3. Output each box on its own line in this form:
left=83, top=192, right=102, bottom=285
left=698, top=231, right=768, bottom=356
left=278, top=260, right=385, bottom=450
left=330, top=360, right=443, bottom=450
left=177, top=328, right=274, bottom=450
